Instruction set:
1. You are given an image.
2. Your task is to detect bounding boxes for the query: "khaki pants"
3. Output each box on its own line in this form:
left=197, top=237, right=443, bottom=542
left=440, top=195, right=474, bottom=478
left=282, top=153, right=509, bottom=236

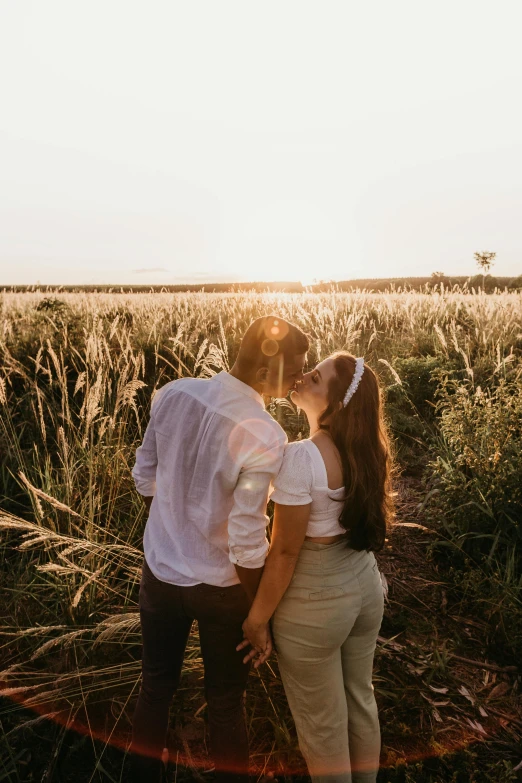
left=272, top=539, right=384, bottom=783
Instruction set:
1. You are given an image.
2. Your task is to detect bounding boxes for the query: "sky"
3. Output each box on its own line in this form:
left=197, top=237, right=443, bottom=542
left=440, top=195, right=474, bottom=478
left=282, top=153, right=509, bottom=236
left=1, top=0, right=521, bottom=286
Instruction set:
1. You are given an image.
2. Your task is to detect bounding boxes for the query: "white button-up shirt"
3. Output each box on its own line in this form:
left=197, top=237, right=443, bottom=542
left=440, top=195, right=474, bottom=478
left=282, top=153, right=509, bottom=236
left=132, top=371, right=287, bottom=587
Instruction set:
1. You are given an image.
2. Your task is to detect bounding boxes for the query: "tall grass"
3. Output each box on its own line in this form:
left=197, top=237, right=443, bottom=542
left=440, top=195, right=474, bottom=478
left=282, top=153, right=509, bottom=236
left=0, top=289, right=521, bottom=776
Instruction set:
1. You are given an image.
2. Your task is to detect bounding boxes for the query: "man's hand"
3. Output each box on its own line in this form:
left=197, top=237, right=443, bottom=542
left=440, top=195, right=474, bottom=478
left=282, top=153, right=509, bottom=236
left=236, top=616, right=273, bottom=668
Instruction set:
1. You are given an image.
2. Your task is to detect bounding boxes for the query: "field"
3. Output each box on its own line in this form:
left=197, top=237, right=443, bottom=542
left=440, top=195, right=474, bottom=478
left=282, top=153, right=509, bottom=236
left=0, top=289, right=521, bottom=782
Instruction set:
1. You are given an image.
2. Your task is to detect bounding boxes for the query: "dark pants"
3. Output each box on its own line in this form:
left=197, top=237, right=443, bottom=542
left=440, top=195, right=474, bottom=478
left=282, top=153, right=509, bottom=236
left=129, top=557, right=251, bottom=783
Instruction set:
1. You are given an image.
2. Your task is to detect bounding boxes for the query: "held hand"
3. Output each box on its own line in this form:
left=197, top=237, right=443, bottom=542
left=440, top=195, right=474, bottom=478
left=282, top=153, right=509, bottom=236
left=236, top=616, right=273, bottom=668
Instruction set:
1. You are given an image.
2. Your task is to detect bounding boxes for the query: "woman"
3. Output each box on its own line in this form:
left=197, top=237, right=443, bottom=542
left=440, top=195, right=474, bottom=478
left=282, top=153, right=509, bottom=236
left=238, top=352, right=393, bottom=783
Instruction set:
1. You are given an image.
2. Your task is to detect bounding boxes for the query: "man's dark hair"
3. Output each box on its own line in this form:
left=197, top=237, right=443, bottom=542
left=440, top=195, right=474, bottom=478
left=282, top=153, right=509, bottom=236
left=235, top=315, right=309, bottom=372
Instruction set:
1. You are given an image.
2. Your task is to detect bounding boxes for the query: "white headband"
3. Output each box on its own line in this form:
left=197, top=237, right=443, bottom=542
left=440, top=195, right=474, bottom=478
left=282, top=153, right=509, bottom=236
left=343, top=357, right=365, bottom=407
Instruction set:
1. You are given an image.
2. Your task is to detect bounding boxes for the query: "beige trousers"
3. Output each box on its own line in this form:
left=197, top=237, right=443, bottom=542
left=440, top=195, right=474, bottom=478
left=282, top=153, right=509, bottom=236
left=272, top=539, right=384, bottom=783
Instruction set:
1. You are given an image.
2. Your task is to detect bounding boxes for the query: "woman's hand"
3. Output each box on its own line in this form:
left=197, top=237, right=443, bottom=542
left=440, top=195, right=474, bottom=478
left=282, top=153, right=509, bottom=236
left=236, top=615, right=272, bottom=667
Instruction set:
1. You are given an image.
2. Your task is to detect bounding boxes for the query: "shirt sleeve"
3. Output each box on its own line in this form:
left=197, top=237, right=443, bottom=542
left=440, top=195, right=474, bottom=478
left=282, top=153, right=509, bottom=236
left=228, top=433, right=286, bottom=570
left=270, top=442, right=313, bottom=505
left=132, top=414, right=158, bottom=496
left=131, top=385, right=171, bottom=496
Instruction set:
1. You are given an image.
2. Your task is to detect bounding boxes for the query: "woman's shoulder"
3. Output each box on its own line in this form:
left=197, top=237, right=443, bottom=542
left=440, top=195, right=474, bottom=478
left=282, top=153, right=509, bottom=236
left=285, top=438, right=313, bottom=451
left=279, top=439, right=314, bottom=470
left=283, top=439, right=316, bottom=461
left=271, top=439, right=314, bottom=503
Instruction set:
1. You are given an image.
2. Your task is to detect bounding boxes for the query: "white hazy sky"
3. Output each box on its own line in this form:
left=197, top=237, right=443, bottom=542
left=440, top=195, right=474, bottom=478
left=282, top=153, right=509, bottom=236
left=1, top=0, right=522, bottom=285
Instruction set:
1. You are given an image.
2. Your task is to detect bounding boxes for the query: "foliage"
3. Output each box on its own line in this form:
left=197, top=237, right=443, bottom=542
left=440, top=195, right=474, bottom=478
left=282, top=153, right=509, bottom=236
left=428, top=377, right=522, bottom=566
left=378, top=750, right=521, bottom=783
left=0, top=289, right=521, bottom=778
left=508, top=274, right=522, bottom=291
left=424, top=375, right=522, bottom=657
left=35, top=296, right=70, bottom=313
left=474, top=251, right=496, bottom=277
left=468, top=275, right=499, bottom=292
left=430, top=271, right=451, bottom=288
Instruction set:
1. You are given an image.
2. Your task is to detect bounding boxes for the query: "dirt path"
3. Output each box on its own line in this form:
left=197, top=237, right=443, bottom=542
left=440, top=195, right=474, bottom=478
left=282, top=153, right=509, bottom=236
left=374, top=478, right=522, bottom=778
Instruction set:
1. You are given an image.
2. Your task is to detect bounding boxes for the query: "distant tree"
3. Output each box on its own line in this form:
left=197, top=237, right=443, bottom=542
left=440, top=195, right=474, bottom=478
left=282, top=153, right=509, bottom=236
left=469, top=274, right=498, bottom=293
left=474, top=251, right=496, bottom=288
left=508, top=274, right=522, bottom=291
left=430, top=271, right=450, bottom=288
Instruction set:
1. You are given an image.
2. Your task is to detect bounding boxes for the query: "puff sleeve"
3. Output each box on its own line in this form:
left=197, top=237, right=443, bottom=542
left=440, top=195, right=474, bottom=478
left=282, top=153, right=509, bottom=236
left=270, top=442, right=313, bottom=505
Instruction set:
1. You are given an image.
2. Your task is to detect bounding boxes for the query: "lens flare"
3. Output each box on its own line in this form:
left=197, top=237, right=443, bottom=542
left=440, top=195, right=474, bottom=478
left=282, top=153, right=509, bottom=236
left=227, top=419, right=278, bottom=465
left=1, top=684, right=501, bottom=778
left=261, top=338, right=279, bottom=356
left=263, top=318, right=289, bottom=342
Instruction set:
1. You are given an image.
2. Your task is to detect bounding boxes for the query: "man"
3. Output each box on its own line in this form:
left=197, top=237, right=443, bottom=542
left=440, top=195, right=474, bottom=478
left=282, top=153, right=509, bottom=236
left=129, top=315, right=308, bottom=782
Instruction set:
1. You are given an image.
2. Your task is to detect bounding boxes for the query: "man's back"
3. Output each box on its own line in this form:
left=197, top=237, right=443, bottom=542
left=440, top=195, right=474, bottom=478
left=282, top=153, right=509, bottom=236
left=132, top=371, right=287, bottom=587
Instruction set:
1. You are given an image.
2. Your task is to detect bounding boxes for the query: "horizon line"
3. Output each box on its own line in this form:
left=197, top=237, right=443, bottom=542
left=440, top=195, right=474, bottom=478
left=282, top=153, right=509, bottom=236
left=3, top=273, right=520, bottom=289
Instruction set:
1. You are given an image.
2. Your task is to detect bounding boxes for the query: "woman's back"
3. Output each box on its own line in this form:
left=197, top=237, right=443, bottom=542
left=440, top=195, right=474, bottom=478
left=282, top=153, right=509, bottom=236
left=270, top=438, right=347, bottom=540
left=309, top=430, right=343, bottom=490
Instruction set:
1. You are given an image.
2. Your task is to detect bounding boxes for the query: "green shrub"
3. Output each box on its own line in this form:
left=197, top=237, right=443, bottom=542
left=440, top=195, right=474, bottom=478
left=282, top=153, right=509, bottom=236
left=468, top=274, right=499, bottom=292
left=427, top=377, right=522, bottom=568
left=388, top=356, right=441, bottom=416
left=35, top=296, right=69, bottom=313
left=424, top=376, right=522, bottom=655
left=383, top=355, right=441, bottom=471
left=508, top=274, right=522, bottom=291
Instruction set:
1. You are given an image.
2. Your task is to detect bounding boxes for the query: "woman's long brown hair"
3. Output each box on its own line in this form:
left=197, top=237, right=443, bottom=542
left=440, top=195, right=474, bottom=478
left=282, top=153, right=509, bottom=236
left=318, top=352, right=393, bottom=551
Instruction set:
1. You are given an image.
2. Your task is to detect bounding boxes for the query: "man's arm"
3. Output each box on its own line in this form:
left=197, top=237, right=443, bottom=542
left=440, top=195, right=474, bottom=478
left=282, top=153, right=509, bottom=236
left=228, top=434, right=285, bottom=594
left=234, top=564, right=264, bottom=606
left=228, top=464, right=276, bottom=600
left=133, top=384, right=176, bottom=512
left=246, top=502, right=311, bottom=620
left=227, top=433, right=285, bottom=665
left=228, top=439, right=285, bottom=578
left=132, top=408, right=159, bottom=502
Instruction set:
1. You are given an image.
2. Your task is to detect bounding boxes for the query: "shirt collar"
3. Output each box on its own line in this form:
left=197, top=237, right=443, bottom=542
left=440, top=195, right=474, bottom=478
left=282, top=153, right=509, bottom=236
left=211, top=371, right=265, bottom=409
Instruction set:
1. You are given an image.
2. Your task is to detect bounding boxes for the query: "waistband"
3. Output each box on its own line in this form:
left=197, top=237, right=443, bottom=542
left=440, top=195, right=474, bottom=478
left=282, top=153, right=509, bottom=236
left=301, top=538, right=350, bottom=551
left=295, top=538, right=375, bottom=574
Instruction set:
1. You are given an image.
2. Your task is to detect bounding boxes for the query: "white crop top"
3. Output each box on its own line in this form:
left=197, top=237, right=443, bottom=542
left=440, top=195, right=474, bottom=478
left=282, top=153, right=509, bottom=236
left=270, top=439, right=347, bottom=538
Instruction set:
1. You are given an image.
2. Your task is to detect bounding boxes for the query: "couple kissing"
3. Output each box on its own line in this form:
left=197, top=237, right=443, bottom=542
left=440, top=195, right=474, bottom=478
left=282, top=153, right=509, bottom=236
left=129, top=315, right=392, bottom=783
